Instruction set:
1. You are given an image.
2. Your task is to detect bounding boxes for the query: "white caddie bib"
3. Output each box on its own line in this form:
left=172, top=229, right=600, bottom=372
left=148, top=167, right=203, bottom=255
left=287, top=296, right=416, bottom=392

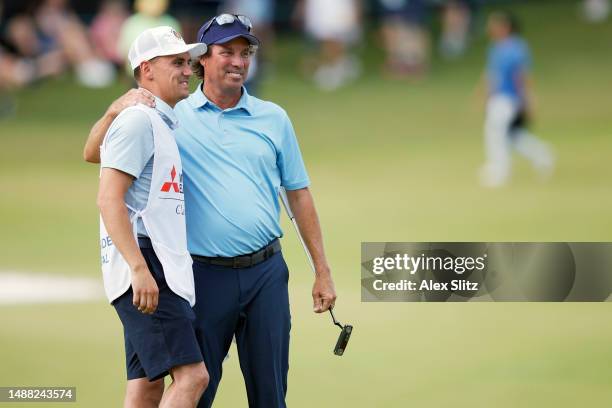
left=99, top=104, right=194, bottom=306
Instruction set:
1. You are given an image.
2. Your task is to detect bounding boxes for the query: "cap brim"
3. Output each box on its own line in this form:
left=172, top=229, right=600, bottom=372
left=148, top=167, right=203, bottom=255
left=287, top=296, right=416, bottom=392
left=211, top=33, right=260, bottom=46
left=185, top=42, right=208, bottom=58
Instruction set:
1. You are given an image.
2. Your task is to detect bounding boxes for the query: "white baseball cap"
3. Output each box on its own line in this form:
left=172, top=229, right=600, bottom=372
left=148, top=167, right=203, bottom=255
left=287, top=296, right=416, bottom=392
left=128, top=26, right=208, bottom=70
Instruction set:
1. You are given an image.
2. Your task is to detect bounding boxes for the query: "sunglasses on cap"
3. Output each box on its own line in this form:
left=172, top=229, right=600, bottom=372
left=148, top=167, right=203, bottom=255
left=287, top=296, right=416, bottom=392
left=199, top=14, right=253, bottom=42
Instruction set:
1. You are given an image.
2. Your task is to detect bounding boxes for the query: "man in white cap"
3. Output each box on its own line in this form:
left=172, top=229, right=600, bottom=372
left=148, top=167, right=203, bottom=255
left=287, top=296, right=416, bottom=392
left=96, top=26, right=208, bottom=407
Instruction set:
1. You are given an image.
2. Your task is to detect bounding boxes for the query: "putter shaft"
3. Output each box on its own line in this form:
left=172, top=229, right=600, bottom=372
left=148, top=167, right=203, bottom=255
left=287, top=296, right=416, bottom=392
left=279, top=188, right=342, bottom=328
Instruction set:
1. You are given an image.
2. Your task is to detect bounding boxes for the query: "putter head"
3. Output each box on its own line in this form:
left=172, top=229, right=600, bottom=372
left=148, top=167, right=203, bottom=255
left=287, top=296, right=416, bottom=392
left=333, top=325, right=353, bottom=356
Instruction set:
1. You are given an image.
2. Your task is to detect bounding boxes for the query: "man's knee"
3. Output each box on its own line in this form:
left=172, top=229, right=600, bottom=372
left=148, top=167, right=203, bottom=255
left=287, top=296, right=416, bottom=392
left=191, top=365, right=210, bottom=392
left=173, top=362, right=209, bottom=393
left=125, top=378, right=164, bottom=407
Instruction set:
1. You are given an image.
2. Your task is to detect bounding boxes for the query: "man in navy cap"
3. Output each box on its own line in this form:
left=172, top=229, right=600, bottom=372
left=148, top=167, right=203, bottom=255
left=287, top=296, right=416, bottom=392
left=85, top=14, right=337, bottom=408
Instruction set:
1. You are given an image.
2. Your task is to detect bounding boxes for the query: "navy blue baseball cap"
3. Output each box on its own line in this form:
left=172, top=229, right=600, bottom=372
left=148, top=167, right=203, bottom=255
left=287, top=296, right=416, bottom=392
left=197, top=14, right=260, bottom=47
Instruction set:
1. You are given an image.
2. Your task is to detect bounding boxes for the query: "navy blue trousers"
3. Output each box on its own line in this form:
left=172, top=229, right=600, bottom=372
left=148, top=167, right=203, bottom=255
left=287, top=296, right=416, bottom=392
left=193, top=252, right=291, bottom=408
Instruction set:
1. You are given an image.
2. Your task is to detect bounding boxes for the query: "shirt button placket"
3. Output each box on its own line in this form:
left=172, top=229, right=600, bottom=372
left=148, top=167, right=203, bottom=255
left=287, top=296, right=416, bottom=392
left=218, top=111, right=228, bottom=134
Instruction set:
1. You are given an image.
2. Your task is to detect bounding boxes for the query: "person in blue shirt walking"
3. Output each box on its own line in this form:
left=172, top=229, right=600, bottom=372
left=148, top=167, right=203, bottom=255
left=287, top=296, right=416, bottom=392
left=478, top=11, right=554, bottom=187
left=84, top=14, right=337, bottom=408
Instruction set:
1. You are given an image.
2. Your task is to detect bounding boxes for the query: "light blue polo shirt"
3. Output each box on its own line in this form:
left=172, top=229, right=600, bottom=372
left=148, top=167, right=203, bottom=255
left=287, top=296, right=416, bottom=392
left=101, top=97, right=178, bottom=237
left=487, top=35, right=531, bottom=105
left=174, top=85, right=310, bottom=257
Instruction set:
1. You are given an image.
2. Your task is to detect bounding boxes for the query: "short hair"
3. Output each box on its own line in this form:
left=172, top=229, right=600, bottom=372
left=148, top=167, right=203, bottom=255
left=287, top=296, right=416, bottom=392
left=133, top=66, right=141, bottom=81
left=491, top=11, right=521, bottom=34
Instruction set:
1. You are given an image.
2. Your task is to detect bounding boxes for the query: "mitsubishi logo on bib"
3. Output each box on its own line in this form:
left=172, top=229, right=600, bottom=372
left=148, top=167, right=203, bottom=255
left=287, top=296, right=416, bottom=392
left=161, top=166, right=180, bottom=193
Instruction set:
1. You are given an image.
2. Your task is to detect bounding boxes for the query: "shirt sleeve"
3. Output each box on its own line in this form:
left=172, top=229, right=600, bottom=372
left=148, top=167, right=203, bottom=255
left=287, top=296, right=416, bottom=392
left=277, top=111, right=310, bottom=190
left=101, top=109, right=154, bottom=179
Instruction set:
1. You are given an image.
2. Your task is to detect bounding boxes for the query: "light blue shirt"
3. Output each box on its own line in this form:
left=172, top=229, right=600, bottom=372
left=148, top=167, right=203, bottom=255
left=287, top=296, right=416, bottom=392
left=174, top=85, right=310, bottom=257
left=101, top=97, right=178, bottom=236
left=487, top=35, right=531, bottom=104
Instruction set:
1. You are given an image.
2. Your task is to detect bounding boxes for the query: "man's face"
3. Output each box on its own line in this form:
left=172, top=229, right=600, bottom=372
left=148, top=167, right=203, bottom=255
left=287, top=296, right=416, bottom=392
left=149, top=52, right=192, bottom=106
left=487, top=17, right=510, bottom=41
left=201, top=37, right=252, bottom=94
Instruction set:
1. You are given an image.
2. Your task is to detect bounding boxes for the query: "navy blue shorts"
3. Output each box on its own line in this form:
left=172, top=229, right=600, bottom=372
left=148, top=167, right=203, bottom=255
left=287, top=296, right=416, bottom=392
left=113, top=246, right=203, bottom=381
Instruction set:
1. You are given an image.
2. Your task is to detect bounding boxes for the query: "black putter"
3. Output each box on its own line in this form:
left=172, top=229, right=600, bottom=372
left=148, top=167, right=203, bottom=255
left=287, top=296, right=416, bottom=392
left=279, top=188, right=353, bottom=356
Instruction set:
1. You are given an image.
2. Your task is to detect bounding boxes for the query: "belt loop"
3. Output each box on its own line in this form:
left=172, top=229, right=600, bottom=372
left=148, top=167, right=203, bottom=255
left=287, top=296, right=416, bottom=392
left=265, top=245, right=273, bottom=259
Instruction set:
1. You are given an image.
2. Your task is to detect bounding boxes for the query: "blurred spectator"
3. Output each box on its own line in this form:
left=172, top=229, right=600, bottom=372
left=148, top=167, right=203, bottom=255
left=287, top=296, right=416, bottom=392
left=478, top=11, right=554, bottom=188
left=439, top=0, right=474, bottom=59
left=0, top=2, right=33, bottom=89
left=0, top=46, right=36, bottom=88
left=296, top=0, right=362, bottom=91
left=582, top=0, right=610, bottom=22
left=378, top=0, right=430, bottom=79
left=170, top=0, right=221, bottom=43
left=118, top=0, right=180, bottom=73
left=90, top=0, right=129, bottom=66
left=218, top=0, right=276, bottom=94
left=4, top=0, right=115, bottom=88
left=0, top=42, right=31, bottom=116
left=1, top=1, right=52, bottom=117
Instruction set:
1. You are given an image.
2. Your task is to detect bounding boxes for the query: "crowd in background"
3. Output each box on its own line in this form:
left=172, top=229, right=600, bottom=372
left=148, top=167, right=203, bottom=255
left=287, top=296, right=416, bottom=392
left=0, top=0, right=609, bottom=97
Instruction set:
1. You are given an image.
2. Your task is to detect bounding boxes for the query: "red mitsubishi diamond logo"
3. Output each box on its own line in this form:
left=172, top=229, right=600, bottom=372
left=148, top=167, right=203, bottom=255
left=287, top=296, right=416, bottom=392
left=161, top=166, right=180, bottom=192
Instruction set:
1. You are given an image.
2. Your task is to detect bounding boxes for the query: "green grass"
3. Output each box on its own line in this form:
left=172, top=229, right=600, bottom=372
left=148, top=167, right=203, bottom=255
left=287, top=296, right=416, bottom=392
left=1, top=1, right=612, bottom=406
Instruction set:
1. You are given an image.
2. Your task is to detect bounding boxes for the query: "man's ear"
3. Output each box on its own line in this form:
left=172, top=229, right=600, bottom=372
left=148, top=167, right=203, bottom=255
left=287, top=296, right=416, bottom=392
left=140, top=60, right=154, bottom=81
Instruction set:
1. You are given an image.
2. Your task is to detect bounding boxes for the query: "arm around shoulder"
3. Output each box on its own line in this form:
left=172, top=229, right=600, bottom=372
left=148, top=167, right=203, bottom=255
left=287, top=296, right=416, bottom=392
left=83, top=111, right=116, bottom=163
left=83, top=88, right=156, bottom=163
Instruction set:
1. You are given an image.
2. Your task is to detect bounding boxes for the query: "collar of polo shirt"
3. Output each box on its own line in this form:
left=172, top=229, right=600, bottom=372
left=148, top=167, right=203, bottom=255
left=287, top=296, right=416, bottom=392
left=153, top=96, right=180, bottom=129
left=188, top=84, right=253, bottom=115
